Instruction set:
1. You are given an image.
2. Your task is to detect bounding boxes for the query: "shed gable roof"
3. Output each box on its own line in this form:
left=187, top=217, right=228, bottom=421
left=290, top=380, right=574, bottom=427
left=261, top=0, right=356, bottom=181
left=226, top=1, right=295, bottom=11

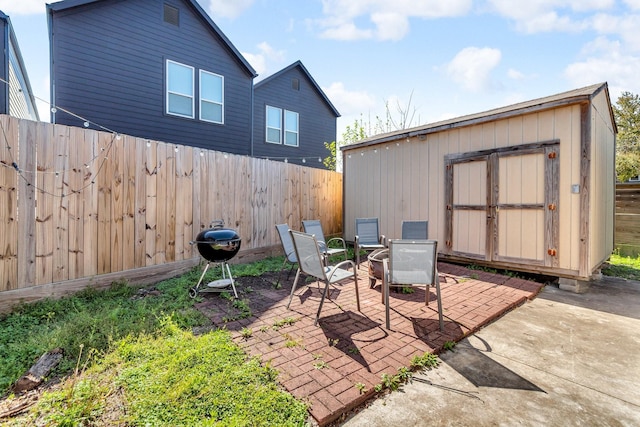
left=47, top=0, right=257, bottom=77
left=255, top=60, right=340, bottom=117
left=343, top=82, right=615, bottom=151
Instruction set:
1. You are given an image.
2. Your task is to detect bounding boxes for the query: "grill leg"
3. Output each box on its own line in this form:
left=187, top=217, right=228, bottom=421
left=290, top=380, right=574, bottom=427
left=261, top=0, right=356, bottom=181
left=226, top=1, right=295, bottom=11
left=223, top=262, right=238, bottom=299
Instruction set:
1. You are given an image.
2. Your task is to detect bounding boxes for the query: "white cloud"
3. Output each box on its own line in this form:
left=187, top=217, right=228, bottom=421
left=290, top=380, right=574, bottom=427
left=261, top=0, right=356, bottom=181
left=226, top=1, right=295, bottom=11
left=318, top=22, right=373, bottom=41
left=207, top=0, right=253, bottom=20
left=317, top=0, right=472, bottom=41
left=590, top=13, right=640, bottom=51
left=323, top=82, right=377, bottom=116
left=445, top=47, right=502, bottom=92
left=0, top=0, right=46, bottom=15
left=507, top=68, right=525, bottom=80
left=243, top=42, right=286, bottom=78
left=564, top=41, right=640, bottom=98
left=486, top=0, right=612, bottom=33
left=623, top=0, right=640, bottom=9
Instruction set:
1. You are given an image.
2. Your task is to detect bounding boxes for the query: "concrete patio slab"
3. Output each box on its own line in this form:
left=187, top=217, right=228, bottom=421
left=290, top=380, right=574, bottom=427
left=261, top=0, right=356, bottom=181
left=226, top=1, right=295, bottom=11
left=195, top=261, right=546, bottom=426
left=341, top=276, right=640, bottom=426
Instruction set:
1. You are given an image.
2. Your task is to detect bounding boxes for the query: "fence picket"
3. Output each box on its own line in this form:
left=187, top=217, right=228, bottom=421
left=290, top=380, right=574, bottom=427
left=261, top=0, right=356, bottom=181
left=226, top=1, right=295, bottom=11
left=0, top=117, right=343, bottom=308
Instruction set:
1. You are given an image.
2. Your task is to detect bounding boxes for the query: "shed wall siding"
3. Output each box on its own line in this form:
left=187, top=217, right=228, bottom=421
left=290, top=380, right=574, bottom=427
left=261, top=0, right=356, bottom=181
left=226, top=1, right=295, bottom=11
left=50, top=0, right=252, bottom=154
left=590, top=90, right=616, bottom=270
left=344, top=104, right=591, bottom=276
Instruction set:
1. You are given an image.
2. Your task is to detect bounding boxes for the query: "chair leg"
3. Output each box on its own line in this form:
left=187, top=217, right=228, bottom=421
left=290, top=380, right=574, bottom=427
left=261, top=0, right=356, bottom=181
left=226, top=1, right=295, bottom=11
left=435, top=275, right=444, bottom=332
left=276, top=258, right=287, bottom=287
left=314, top=280, right=331, bottom=326
left=287, top=268, right=302, bottom=309
left=353, top=274, right=360, bottom=312
left=384, top=275, right=391, bottom=330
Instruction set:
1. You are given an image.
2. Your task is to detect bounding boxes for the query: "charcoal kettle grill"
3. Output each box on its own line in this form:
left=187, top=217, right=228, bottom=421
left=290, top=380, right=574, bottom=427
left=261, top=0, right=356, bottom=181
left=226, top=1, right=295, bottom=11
left=189, top=220, right=241, bottom=298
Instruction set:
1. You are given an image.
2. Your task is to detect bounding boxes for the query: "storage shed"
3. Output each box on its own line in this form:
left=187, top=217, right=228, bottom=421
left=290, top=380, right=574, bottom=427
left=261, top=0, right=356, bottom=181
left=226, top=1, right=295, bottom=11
left=342, top=83, right=616, bottom=286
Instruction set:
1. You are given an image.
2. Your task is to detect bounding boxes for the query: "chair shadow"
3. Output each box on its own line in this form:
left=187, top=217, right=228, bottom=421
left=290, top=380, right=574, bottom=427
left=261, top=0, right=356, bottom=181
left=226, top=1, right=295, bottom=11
left=319, top=311, right=388, bottom=373
left=292, top=282, right=343, bottom=307
left=443, top=336, right=545, bottom=392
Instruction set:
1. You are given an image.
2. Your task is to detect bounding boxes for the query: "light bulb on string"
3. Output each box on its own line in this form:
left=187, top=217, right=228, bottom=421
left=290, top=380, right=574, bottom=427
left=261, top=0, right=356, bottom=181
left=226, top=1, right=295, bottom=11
left=146, top=141, right=151, bottom=148
left=284, top=158, right=288, bottom=163
left=302, top=158, right=306, bottom=163
left=83, top=121, right=90, bottom=128
left=51, top=107, right=57, bottom=114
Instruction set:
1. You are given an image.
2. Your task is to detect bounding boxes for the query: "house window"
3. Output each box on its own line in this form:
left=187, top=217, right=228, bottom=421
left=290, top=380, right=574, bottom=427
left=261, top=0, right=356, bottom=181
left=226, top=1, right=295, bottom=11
left=166, top=60, right=194, bottom=118
left=266, top=106, right=299, bottom=147
left=266, top=106, right=282, bottom=144
left=284, top=110, right=299, bottom=147
left=200, top=70, right=223, bottom=123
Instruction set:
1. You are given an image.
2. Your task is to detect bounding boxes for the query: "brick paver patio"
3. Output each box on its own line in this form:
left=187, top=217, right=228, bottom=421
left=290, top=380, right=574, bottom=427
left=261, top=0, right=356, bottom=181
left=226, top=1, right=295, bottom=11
left=195, top=261, right=545, bottom=426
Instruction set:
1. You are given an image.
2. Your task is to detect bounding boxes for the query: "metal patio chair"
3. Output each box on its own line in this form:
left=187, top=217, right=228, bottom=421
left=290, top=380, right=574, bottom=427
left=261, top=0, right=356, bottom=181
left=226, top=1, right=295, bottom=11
left=382, top=239, right=444, bottom=331
left=401, top=220, right=429, bottom=239
left=275, top=223, right=297, bottom=286
left=301, top=219, right=348, bottom=264
left=287, top=230, right=360, bottom=325
left=355, top=217, right=386, bottom=267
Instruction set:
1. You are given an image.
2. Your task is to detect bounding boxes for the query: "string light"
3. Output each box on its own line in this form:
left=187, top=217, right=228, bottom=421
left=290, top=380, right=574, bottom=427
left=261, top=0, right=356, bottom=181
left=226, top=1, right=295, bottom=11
left=0, top=73, right=333, bottom=199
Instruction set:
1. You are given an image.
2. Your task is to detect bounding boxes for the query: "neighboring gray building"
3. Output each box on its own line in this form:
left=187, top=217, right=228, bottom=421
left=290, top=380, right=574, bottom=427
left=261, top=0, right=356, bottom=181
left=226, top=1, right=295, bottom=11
left=252, top=61, right=340, bottom=168
left=47, top=0, right=338, bottom=167
left=0, top=10, right=39, bottom=121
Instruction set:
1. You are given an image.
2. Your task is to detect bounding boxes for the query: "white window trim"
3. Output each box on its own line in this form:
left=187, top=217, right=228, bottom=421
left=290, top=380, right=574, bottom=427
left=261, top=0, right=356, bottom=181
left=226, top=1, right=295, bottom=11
left=166, top=59, right=194, bottom=119
left=199, top=70, right=224, bottom=124
left=266, top=105, right=282, bottom=144
left=284, top=110, right=299, bottom=147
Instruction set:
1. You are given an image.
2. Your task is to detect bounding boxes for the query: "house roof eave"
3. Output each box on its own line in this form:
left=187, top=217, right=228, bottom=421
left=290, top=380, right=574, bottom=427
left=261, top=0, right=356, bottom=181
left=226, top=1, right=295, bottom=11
left=47, top=0, right=257, bottom=78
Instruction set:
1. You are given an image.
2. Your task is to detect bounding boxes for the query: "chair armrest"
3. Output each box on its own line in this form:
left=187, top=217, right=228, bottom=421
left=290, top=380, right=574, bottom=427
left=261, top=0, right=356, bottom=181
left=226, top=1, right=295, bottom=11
left=327, top=260, right=357, bottom=280
left=380, top=234, right=387, bottom=247
left=355, top=235, right=360, bottom=248
left=327, top=237, right=347, bottom=249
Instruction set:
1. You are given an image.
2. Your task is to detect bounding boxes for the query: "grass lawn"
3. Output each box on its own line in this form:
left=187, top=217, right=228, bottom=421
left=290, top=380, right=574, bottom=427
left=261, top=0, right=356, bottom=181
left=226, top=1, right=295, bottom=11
left=0, top=256, right=310, bottom=426
left=602, top=252, right=640, bottom=281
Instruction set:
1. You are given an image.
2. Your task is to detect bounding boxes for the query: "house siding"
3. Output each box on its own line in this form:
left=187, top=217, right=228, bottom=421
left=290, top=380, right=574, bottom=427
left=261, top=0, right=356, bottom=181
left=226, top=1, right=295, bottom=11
left=0, top=18, right=7, bottom=115
left=253, top=66, right=336, bottom=169
left=50, top=0, right=253, bottom=154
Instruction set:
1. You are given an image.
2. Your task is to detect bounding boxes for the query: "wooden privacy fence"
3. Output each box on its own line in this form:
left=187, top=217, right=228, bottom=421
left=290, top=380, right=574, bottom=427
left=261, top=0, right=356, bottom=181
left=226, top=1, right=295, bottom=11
left=0, top=116, right=342, bottom=311
left=615, top=183, right=640, bottom=257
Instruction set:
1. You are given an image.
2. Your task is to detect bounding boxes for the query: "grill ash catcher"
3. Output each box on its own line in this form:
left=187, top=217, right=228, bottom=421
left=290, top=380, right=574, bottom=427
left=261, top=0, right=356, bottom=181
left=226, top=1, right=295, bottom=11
left=189, top=220, right=241, bottom=298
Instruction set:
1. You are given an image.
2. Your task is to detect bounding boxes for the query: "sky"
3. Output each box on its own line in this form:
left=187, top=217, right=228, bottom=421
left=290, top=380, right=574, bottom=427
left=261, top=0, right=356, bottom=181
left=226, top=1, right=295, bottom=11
left=2, top=0, right=640, bottom=141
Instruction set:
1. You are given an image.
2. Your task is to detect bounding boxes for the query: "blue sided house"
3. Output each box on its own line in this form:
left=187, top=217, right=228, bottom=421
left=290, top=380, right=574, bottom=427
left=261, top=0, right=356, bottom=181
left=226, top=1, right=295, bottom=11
left=0, top=11, right=40, bottom=121
left=47, top=0, right=339, bottom=168
left=252, top=60, right=340, bottom=168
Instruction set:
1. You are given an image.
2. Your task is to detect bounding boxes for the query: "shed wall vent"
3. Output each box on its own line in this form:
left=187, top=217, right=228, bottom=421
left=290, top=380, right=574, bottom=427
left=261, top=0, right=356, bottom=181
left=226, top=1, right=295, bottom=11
left=292, top=78, right=300, bottom=91
left=164, top=4, right=180, bottom=26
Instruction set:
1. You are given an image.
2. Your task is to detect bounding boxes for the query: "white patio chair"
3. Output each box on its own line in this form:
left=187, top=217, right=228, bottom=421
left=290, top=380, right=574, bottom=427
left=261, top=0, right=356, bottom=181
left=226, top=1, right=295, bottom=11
left=355, top=217, right=386, bottom=267
left=287, top=230, right=360, bottom=326
left=382, top=239, right=444, bottom=331
left=275, top=223, right=297, bottom=286
left=401, top=220, right=429, bottom=239
left=301, top=219, right=348, bottom=264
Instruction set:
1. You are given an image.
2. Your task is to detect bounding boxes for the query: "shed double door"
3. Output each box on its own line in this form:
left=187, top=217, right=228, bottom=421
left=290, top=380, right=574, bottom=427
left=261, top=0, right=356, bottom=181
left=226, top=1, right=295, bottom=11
left=444, top=143, right=559, bottom=267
